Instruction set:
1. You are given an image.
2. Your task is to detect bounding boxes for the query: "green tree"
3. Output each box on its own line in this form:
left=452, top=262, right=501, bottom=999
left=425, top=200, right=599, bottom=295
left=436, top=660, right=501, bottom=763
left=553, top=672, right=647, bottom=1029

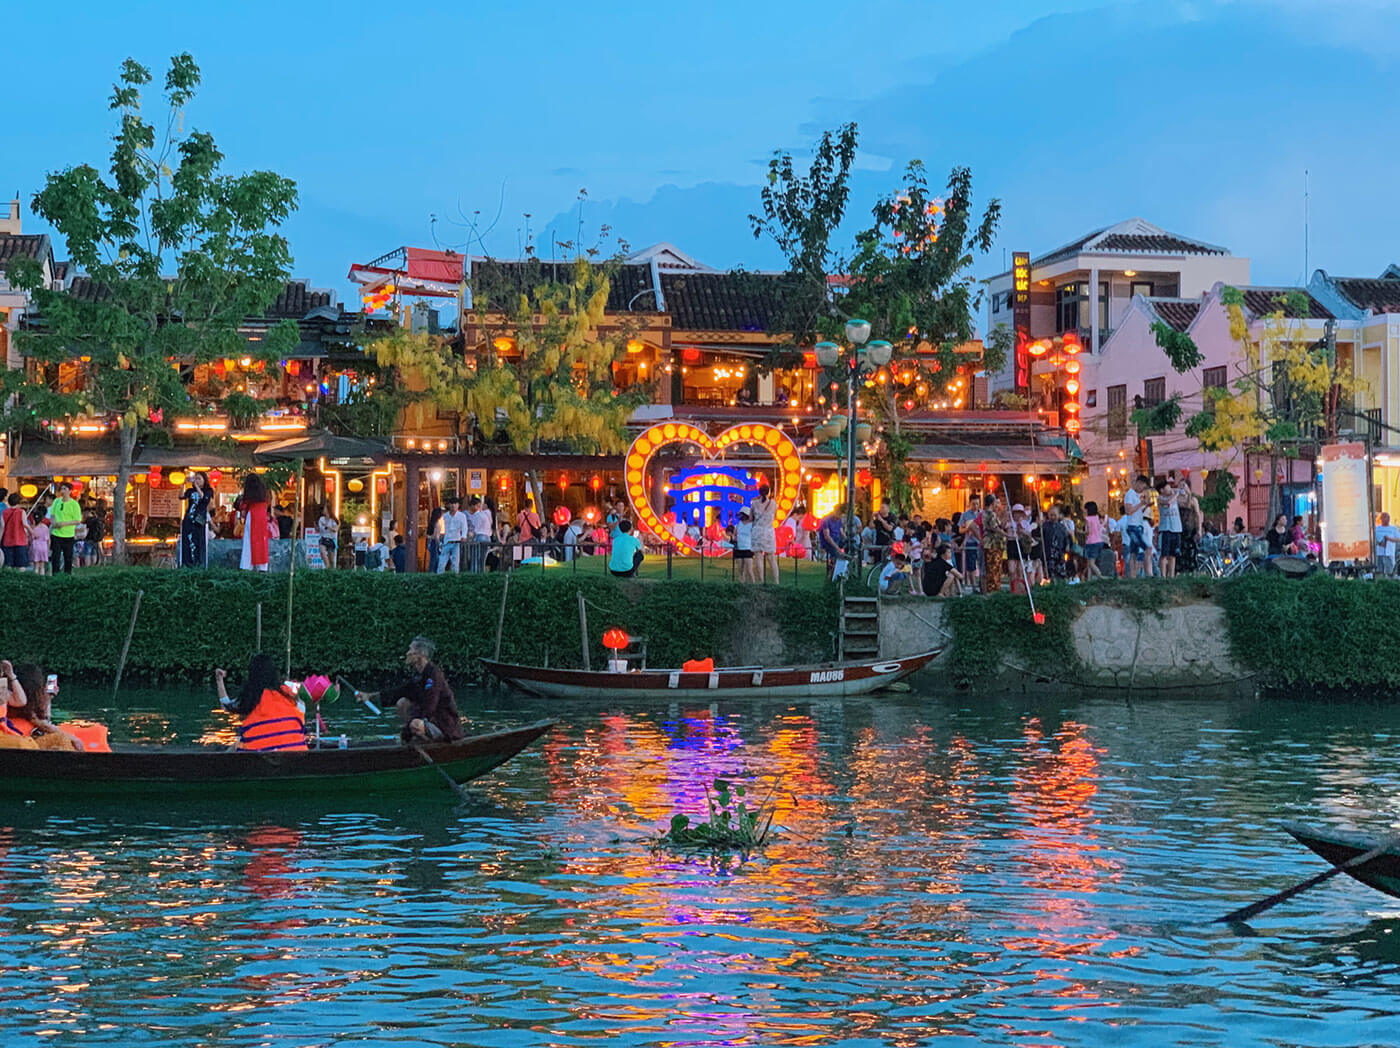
left=751, top=125, right=1002, bottom=510
left=1135, top=288, right=1357, bottom=515
left=2, top=54, right=298, bottom=561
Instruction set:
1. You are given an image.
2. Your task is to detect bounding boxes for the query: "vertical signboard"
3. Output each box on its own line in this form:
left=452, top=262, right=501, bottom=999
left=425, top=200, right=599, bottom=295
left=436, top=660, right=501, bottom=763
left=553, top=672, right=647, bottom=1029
left=1012, top=251, right=1031, bottom=395
left=1320, top=442, right=1371, bottom=563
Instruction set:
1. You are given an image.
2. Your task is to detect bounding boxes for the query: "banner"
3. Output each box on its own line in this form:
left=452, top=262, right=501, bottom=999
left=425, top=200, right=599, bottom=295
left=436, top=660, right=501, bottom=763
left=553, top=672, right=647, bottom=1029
left=1320, top=442, right=1370, bottom=562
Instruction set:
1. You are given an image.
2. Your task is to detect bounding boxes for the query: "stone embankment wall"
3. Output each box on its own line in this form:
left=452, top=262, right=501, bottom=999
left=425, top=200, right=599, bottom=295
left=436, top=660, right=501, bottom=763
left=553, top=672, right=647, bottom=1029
left=879, top=599, right=1255, bottom=696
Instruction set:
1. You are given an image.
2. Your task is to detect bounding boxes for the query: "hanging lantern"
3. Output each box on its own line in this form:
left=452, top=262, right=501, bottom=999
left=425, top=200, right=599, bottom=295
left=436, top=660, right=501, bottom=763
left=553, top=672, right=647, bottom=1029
left=1065, top=378, right=1081, bottom=396
left=590, top=475, right=602, bottom=491
left=602, top=628, right=630, bottom=651
left=147, top=465, right=162, bottom=480
left=584, top=505, right=601, bottom=523
left=498, top=476, right=510, bottom=491
left=133, top=474, right=148, bottom=485
left=553, top=505, right=572, bottom=526
left=209, top=469, right=222, bottom=487
left=802, top=513, right=819, bottom=532
left=19, top=483, right=37, bottom=499
left=557, top=474, right=569, bottom=491
left=347, top=478, right=364, bottom=493
left=168, top=470, right=186, bottom=487
left=1065, top=359, right=1081, bottom=376
left=857, top=469, right=873, bottom=486
left=376, top=477, right=388, bottom=494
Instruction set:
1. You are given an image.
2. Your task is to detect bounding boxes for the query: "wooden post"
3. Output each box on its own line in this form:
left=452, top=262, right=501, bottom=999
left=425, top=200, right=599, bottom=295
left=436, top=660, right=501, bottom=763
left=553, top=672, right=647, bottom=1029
left=404, top=459, right=421, bottom=573
left=285, top=458, right=302, bottom=679
left=577, top=590, right=591, bottom=671
left=255, top=602, right=262, bottom=651
left=492, top=572, right=511, bottom=661
left=112, top=588, right=144, bottom=699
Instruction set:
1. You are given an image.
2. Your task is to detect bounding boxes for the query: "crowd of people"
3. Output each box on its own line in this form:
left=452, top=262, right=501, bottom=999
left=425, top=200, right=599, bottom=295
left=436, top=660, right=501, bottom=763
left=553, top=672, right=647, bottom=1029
left=0, top=482, right=109, bottom=575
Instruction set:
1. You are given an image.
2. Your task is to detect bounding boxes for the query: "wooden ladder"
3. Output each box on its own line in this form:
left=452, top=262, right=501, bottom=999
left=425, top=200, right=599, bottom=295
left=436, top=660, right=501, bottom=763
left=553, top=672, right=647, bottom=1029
left=839, top=594, right=879, bottom=661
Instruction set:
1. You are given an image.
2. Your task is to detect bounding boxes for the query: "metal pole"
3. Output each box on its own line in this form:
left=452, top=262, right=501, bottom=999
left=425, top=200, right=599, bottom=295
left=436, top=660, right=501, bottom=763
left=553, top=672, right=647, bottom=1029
left=493, top=572, right=511, bottom=661
left=845, top=363, right=858, bottom=561
left=284, top=458, right=302, bottom=679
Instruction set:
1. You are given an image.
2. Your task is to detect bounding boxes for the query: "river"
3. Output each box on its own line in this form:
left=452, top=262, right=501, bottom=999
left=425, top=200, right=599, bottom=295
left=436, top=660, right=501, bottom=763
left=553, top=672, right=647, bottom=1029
left=2, top=684, right=1399, bottom=1046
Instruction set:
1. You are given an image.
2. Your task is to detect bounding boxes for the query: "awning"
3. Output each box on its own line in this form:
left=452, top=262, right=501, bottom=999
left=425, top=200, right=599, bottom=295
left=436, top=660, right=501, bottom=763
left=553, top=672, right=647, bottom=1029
left=8, top=446, right=123, bottom=477
left=254, top=431, right=389, bottom=464
left=803, top=442, right=1070, bottom=474
left=10, top=442, right=258, bottom=477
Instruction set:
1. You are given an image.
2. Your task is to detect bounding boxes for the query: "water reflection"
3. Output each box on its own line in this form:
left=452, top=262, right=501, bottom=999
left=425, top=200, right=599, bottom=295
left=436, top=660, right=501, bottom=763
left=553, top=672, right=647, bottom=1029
left=2, top=689, right=1400, bottom=1046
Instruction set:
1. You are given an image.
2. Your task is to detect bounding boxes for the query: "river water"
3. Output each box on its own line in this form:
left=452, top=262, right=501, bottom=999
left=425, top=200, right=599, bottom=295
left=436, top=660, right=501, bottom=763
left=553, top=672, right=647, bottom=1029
left=2, top=684, right=1399, bottom=1047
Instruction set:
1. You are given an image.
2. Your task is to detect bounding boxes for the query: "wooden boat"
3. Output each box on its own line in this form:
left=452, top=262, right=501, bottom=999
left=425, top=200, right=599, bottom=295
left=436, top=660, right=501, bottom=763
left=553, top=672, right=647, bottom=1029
left=1283, top=821, right=1400, bottom=899
left=479, top=649, right=941, bottom=701
left=0, top=720, right=554, bottom=799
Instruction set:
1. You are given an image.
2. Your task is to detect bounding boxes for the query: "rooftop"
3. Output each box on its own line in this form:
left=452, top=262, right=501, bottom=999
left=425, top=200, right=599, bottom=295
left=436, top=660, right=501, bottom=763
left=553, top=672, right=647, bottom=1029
left=1033, top=218, right=1230, bottom=268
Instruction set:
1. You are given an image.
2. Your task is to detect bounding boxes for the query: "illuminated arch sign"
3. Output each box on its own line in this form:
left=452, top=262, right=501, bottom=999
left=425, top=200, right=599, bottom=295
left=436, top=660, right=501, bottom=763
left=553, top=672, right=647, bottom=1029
left=624, top=421, right=803, bottom=552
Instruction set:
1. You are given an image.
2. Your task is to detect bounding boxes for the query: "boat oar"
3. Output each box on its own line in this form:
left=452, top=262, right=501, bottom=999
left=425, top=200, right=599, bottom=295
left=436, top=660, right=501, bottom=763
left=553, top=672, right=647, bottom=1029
left=1215, top=832, right=1400, bottom=924
left=336, top=675, right=382, bottom=715
left=413, top=745, right=473, bottom=803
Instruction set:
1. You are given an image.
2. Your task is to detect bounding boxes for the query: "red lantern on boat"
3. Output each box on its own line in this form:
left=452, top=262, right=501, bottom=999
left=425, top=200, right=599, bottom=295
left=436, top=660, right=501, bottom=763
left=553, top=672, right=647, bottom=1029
left=602, top=628, right=630, bottom=651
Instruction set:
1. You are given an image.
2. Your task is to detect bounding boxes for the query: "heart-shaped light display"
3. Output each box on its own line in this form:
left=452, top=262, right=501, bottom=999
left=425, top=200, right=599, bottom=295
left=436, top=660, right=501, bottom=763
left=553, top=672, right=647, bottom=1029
left=624, top=421, right=803, bottom=553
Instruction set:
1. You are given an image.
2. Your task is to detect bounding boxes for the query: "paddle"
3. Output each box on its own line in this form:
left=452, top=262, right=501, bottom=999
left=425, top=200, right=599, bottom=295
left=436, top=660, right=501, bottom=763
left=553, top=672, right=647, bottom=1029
left=1216, top=831, right=1400, bottom=924
left=413, top=744, right=473, bottom=803
left=336, top=675, right=382, bottom=715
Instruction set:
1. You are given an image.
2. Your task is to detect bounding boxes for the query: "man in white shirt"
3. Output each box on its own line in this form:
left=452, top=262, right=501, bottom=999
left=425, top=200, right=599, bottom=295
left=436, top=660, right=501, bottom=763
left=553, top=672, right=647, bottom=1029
left=1376, top=512, right=1400, bottom=576
left=437, top=496, right=470, bottom=574
left=879, top=551, right=914, bottom=595
left=1122, top=475, right=1150, bottom=578
left=468, top=496, right=494, bottom=573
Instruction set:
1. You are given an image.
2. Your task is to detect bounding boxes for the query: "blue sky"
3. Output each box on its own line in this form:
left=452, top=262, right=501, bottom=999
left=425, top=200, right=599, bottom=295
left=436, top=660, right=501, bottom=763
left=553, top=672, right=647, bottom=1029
left=9, top=0, right=1400, bottom=314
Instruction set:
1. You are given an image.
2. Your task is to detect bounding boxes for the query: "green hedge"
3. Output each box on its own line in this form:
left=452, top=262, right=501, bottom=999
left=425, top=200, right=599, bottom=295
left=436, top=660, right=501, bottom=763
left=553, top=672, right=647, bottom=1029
left=0, top=569, right=840, bottom=684
left=1217, top=573, right=1400, bottom=692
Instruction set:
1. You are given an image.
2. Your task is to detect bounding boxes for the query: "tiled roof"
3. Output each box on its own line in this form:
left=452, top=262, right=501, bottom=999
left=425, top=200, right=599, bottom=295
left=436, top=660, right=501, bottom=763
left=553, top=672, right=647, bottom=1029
left=65, top=276, right=111, bottom=303
left=1032, top=218, right=1229, bottom=267
left=1332, top=277, right=1400, bottom=315
left=266, top=279, right=335, bottom=318
left=1240, top=287, right=1333, bottom=320
left=470, top=259, right=656, bottom=312
left=660, top=271, right=784, bottom=332
left=1149, top=299, right=1201, bottom=332
left=0, top=234, right=51, bottom=265
left=1095, top=233, right=1226, bottom=255
left=51, top=260, right=69, bottom=282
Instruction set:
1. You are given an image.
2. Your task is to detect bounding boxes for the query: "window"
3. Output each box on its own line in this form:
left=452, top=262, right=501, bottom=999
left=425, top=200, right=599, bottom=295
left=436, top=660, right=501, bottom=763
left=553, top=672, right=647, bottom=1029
left=1143, top=377, right=1166, bottom=406
left=1107, top=384, right=1127, bottom=440
left=1056, top=283, right=1081, bottom=333
left=1202, top=365, right=1227, bottom=417
left=1098, top=282, right=1110, bottom=333
left=1131, top=280, right=1154, bottom=299
left=1086, top=389, right=1097, bottom=408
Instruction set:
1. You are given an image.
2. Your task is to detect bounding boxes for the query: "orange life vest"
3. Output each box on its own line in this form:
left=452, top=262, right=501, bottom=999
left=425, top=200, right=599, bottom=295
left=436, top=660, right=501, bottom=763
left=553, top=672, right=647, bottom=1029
left=682, top=657, right=715, bottom=672
left=65, top=723, right=110, bottom=753
left=7, top=714, right=35, bottom=737
left=1, top=705, right=25, bottom=737
left=238, top=689, right=308, bottom=752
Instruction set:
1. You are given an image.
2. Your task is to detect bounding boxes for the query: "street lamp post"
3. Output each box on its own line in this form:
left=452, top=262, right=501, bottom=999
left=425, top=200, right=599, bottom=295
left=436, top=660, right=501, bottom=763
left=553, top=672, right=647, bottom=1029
left=816, top=319, right=893, bottom=560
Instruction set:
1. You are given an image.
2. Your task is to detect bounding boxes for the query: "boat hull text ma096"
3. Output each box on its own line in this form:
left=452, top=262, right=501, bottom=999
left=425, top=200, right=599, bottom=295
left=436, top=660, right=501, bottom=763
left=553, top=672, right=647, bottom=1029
left=479, top=651, right=941, bottom=701
left=0, top=721, right=554, bottom=799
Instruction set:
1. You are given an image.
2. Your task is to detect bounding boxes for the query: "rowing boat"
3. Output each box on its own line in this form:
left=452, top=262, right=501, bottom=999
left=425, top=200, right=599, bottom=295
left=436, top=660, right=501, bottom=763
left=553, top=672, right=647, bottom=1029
left=0, top=720, right=555, bottom=799
left=1283, top=821, right=1400, bottom=898
left=479, top=649, right=941, bottom=701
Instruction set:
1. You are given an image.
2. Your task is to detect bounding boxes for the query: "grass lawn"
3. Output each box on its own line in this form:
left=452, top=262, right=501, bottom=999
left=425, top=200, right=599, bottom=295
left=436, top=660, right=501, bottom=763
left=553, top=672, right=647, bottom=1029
left=510, top=551, right=834, bottom=590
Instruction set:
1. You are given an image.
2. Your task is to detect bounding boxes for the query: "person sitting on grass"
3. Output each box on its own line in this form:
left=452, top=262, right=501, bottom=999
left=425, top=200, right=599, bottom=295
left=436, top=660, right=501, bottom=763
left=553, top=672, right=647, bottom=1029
left=878, top=551, right=914, bottom=596
left=608, top=519, right=645, bottom=578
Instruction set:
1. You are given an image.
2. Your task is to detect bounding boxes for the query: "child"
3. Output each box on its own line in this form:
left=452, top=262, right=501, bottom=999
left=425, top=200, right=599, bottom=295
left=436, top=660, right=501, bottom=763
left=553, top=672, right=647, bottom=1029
left=29, top=517, right=50, bottom=576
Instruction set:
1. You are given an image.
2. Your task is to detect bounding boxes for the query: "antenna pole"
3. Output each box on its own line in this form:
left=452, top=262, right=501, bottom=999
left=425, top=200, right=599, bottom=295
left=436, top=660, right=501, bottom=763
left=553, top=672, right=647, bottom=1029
left=1304, top=169, right=1310, bottom=279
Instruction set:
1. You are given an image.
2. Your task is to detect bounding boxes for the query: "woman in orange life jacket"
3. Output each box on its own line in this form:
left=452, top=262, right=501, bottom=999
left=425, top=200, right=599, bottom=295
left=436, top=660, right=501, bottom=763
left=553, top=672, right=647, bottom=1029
left=10, top=664, right=99, bottom=751
left=0, top=660, right=39, bottom=750
left=214, top=653, right=308, bottom=752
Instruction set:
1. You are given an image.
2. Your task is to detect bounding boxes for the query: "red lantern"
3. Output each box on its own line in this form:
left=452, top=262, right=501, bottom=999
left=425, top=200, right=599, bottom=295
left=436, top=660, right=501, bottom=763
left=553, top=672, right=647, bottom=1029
left=856, top=469, right=873, bottom=486
left=590, top=475, right=602, bottom=491
left=987, top=476, right=998, bottom=491
left=603, top=628, right=630, bottom=651
left=801, top=513, right=819, bottom=532
left=553, top=505, right=572, bottom=526
left=209, top=469, right=222, bottom=487
left=663, top=511, right=675, bottom=525
left=148, top=465, right=162, bottom=480
left=789, top=542, right=809, bottom=559
left=584, top=505, right=600, bottom=523
left=70, top=482, right=83, bottom=496
left=682, top=347, right=701, bottom=364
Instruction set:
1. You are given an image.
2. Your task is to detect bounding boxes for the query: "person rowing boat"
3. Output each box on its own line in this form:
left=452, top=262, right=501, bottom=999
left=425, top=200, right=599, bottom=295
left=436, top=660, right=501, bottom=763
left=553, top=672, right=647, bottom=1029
left=352, top=636, right=465, bottom=745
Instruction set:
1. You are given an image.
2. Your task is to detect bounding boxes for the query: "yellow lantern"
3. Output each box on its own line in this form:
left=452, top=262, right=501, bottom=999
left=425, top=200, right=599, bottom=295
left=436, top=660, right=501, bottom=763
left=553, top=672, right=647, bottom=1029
left=168, top=470, right=186, bottom=486
left=347, top=478, right=364, bottom=493
left=19, top=483, right=37, bottom=499
left=133, top=474, right=148, bottom=485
